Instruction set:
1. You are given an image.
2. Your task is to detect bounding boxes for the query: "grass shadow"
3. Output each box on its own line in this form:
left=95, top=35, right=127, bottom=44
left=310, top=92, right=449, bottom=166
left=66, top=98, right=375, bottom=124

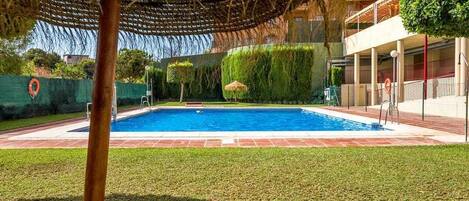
left=18, top=193, right=207, bottom=201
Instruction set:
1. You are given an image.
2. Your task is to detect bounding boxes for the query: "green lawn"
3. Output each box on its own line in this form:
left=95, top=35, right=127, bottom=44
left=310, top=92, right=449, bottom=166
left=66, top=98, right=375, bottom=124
left=0, top=112, right=85, bottom=132
left=1, top=145, right=469, bottom=200
left=0, top=105, right=139, bottom=132
left=154, top=101, right=321, bottom=107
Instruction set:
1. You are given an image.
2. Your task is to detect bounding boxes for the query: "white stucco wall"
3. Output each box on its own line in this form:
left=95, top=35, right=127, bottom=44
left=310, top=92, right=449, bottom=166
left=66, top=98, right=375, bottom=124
left=344, top=16, right=416, bottom=56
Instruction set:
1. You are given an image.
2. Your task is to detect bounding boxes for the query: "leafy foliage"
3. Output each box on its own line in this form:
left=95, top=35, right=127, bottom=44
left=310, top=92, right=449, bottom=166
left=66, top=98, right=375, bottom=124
left=166, top=61, right=194, bottom=102
left=52, top=59, right=95, bottom=80
left=52, top=62, right=86, bottom=79
left=330, top=66, right=344, bottom=86
left=116, top=49, right=153, bottom=83
left=21, top=61, right=36, bottom=76
left=0, top=36, right=30, bottom=75
left=400, top=0, right=469, bottom=37
left=221, top=45, right=318, bottom=103
left=0, top=0, right=38, bottom=40
left=166, top=61, right=194, bottom=84
left=150, top=65, right=222, bottom=101
left=80, top=59, right=96, bottom=79
left=23, top=48, right=61, bottom=70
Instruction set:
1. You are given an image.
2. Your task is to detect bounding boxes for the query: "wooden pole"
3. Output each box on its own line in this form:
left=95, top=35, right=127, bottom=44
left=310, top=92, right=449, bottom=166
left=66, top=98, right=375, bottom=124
left=84, top=0, right=121, bottom=200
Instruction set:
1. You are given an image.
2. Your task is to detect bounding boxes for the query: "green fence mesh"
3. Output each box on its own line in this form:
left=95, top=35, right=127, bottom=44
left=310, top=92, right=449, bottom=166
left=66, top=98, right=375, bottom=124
left=0, top=75, right=145, bottom=120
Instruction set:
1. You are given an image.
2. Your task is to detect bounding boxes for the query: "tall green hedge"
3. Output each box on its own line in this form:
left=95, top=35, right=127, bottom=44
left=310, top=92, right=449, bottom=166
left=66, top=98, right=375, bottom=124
left=400, top=0, right=469, bottom=37
left=222, top=45, right=322, bottom=103
left=150, top=65, right=223, bottom=101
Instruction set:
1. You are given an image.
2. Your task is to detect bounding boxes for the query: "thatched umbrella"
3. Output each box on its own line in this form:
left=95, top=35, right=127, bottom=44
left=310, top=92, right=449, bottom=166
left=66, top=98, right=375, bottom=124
left=225, top=81, right=248, bottom=102
left=0, top=0, right=320, bottom=200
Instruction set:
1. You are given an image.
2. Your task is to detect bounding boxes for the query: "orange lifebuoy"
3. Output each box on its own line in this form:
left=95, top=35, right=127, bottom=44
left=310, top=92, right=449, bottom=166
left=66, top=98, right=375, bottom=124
left=28, top=78, right=40, bottom=98
left=384, top=78, right=392, bottom=95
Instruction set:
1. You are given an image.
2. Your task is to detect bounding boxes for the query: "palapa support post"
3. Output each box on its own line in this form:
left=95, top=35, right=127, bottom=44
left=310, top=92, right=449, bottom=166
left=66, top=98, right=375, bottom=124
left=84, top=0, right=121, bottom=200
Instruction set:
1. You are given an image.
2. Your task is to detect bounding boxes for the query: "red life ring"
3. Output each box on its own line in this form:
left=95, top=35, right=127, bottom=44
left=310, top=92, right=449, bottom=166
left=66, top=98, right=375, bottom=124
left=28, top=78, right=40, bottom=98
left=384, top=78, right=392, bottom=94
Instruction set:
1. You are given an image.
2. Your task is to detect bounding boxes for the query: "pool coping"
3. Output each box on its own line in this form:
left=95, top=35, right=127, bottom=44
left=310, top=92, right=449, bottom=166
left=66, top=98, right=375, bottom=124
left=7, top=106, right=465, bottom=144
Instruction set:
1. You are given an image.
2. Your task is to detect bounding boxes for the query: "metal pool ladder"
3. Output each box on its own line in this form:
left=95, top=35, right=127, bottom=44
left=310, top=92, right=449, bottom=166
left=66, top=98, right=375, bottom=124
left=140, top=96, right=150, bottom=109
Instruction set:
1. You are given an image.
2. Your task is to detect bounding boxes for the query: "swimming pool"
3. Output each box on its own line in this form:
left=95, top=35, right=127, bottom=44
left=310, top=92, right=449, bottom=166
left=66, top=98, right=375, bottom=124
left=106, top=108, right=383, bottom=132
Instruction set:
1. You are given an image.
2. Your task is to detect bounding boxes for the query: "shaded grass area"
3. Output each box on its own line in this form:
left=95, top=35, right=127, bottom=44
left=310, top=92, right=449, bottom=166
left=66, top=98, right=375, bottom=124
left=155, top=101, right=321, bottom=107
left=0, top=105, right=139, bottom=132
left=0, top=112, right=84, bottom=132
left=1, top=146, right=469, bottom=200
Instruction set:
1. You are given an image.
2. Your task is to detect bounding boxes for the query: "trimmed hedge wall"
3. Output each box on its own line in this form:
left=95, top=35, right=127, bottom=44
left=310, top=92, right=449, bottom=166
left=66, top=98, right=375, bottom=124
left=150, top=65, right=223, bottom=101
left=151, top=53, right=225, bottom=101
left=221, top=44, right=342, bottom=103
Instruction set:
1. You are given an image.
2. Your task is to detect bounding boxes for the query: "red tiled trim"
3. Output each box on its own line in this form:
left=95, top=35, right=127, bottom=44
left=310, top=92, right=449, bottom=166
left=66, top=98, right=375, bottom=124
left=323, top=106, right=465, bottom=135
left=0, top=137, right=444, bottom=149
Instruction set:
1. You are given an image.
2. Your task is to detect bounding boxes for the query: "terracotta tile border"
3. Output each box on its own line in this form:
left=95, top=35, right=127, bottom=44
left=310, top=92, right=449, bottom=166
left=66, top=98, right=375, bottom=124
left=0, top=137, right=446, bottom=149
left=323, top=106, right=465, bottom=135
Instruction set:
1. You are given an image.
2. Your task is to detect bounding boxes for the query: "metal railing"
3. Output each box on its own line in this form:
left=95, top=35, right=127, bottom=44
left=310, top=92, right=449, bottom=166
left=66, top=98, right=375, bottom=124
left=345, top=0, right=400, bottom=37
left=341, top=77, right=457, bottom=107
left=140, top=96, right=150, bottom=109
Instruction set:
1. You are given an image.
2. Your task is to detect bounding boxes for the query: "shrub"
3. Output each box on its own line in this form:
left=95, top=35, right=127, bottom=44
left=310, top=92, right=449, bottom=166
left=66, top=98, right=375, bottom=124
left=330, top=66, right=344, bottom=86
left=166, top=61, right=194, bottom=102
left=52, top=62, right=86, bottom=79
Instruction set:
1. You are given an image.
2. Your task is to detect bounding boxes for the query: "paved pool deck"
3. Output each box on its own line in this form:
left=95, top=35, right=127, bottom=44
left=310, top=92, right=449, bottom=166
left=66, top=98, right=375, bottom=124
left=0, top=106, right=466, bottom=148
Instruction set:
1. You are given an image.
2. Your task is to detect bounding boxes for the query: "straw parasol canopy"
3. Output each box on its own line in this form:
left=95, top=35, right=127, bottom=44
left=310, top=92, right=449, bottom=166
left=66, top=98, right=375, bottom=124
left=225, top=81, right=248, bottom=102
left=1, top=0, right=312, bottom=53
left=225, top=81, right=248, bottom=92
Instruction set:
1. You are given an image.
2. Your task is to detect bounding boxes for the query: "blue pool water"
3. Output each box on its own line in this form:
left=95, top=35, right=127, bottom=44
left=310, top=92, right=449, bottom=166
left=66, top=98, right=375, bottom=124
left=106, top=108, right=382, bottom=132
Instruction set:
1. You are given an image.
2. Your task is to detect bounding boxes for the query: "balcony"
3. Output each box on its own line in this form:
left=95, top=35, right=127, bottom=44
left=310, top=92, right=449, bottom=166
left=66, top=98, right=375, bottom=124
left=345, top=0, right=400, bottom=38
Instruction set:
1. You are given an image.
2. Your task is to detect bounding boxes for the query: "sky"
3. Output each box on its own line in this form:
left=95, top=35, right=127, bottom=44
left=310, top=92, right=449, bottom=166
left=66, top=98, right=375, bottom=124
left=29, top=23, right=214, bottom=61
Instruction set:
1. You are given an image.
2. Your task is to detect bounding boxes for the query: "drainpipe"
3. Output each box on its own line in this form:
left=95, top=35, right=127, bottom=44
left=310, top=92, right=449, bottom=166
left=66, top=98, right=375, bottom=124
left=422, top=35, right=428, bottom=121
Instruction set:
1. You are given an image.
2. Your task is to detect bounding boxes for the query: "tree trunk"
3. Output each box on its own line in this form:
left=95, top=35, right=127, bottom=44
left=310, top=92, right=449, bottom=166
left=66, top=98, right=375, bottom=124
left=84, top=0, right=121, bottom=200
left=179, top=82, right=184, bottom=103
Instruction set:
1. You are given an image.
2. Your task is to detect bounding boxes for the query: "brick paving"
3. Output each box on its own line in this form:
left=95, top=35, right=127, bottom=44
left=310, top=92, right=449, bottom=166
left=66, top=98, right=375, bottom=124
left=0, top=137, right=443, bottom=149
left=324, top=106, right=466, bottom=135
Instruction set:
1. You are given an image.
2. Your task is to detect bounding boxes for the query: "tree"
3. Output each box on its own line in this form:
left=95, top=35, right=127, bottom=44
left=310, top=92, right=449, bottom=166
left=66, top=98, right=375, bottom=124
left=80, top=59, right=96, bottom=79
left=21, top=61, right=36, bottom=76
left=0, top=35, right=30, bottom=75
left=400, top=0, right=469, bottom=37
left=23, top=48, right=62, bottom=70
left=116, top=49, right=153, bottom=83
left=52, top=62, right=86, bottom=79
left=167, top=61, right=194, bottom=102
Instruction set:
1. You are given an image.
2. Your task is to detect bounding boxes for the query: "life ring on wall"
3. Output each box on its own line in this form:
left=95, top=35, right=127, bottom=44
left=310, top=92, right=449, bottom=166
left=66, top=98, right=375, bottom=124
left=28, top=78, right=40, bottom=98
left=384, top=78, right=392, bottom=95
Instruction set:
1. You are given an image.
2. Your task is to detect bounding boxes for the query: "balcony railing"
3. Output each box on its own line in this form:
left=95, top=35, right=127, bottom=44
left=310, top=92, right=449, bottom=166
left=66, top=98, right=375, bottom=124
left=344, top=0, right=400, bottom=37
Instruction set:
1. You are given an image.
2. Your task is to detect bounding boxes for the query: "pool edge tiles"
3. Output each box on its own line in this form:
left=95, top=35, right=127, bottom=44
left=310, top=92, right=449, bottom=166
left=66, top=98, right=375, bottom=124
left=8, top=107, right=459, bottom=141
left=95, top=108, right=385, bottom=132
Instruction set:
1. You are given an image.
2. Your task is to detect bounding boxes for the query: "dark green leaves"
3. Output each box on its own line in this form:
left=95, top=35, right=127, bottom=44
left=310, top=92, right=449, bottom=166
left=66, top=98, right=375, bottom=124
left=400, top=0, right=469, bottom=37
